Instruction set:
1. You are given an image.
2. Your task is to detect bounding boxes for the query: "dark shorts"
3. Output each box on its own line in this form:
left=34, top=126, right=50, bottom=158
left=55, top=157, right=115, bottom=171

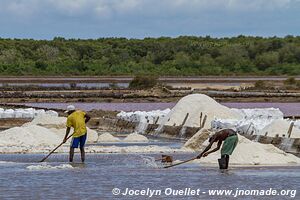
left=221, top=135, right=238, bottom=156
left=70, top=134, right=87, bottom=148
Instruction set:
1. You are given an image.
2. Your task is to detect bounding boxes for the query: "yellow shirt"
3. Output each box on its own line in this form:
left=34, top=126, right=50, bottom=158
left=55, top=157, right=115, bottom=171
left=66, top=110, right=87, bottom=138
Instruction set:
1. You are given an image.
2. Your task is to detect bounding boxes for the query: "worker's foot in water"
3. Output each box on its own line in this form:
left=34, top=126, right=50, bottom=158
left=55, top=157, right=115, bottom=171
left=80, top=147, right=85, bottom=163
left=69, top=147, right=75, bottom=162
left=218, top=155, right=229, bottom=170
left=219, top=169, right=230, bottom=174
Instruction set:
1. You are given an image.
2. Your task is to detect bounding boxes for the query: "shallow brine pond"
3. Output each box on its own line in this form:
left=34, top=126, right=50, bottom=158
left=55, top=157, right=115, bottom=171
left=0, top=153, right=299, bottom=200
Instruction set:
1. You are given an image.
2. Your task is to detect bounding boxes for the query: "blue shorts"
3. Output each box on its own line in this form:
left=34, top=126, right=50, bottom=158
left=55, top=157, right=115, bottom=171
left=70, top=134, right=87, bottom=148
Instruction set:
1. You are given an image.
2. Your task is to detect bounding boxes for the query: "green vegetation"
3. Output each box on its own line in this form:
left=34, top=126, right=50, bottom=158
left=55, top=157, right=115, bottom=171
left=284, top=77, right=297, bottom=85
left=0, top=36, right=300, bottom=76
left=129, top=75, right=158, bottom=89
left=254, top=80, right=267, bottom=89
left=284, top=77, right=300, bottom=89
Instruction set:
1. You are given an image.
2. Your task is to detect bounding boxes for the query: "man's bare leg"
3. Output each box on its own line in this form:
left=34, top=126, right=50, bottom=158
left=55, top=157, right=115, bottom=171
left=80, top=147, right=85, bottom=163
left=225, top=155, right=229, bottom=169
left=69, top=148, right=75, bottom=162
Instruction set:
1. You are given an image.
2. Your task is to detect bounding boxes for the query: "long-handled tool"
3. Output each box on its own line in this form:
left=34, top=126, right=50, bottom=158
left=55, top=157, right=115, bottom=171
left=164, top=157, right=198, bottom=168
left=40, top=134, right=74, bottom=162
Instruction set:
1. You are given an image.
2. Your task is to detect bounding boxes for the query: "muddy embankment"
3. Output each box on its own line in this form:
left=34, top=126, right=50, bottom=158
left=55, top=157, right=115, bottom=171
left=1, top=76, right=300, bottom=103
left=1, top=88, right=300, bottom=103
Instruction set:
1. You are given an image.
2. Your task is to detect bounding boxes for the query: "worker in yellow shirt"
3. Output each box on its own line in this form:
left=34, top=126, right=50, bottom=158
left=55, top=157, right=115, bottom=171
left=63, top=105, right=91, bottom=163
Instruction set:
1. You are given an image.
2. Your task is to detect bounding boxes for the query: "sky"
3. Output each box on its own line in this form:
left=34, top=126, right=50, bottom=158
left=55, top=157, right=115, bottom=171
left=0, top=0, right=299, bottom=39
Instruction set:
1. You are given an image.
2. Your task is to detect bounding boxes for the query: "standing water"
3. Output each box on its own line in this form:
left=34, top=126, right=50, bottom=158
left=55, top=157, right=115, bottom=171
left=0, top=154, right=299, bottom=200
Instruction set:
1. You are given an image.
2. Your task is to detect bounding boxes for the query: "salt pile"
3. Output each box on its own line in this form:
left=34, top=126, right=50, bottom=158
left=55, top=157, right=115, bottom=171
left=0, top=125, right=61, bottom=147
left=0, top=125, right=61, bottom=153
left=0, top=108, right=58, bottom=119
left=231, top=108, right=283, bottom=120
left=27, top=164, right=73, bottom=170
left=117, top=109, right=171, bottom=134
left=211, top=108, right=285, bottom=135
left=183, top=129, right=212, bottom=150
left=160, top=94, right=241, bottom=129
left=98, top=133, right=121, bottom=142
left=123, top=133, right=149, bottom=143
left=295, top=121, right=300, bottom=129
left=185, top=134, right=300, bottom=165
left=135, top=122, right=149, bottom=134
left=26, top=115, right=99, bottom=143
left=97, top=132, right=149, bottom=143
left=259, top=119, right=300, bottom=138
left=25, top=115, right=66, bottom=129
left=117, top=109, right=170, bottom=124
left=211, top=119, right=239, bottom=130
left=211, top=118, right=272, bottom=135
left=0, top=114, right=99, bottom=153
left=2, top=109, right=15, bottom=118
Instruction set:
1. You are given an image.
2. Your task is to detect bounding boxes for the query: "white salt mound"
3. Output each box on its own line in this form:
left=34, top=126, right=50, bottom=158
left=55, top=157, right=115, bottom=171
left=259, top=119, right=300, bottom=138
left=0, top=108, right=58, bottom=119
left=211, top=118, right=274, bottom=135
left=27, top=115, right=98, bottom=142
left=295, top=120, right=300, bottom=129
left=84, top=128, right=99, bottom=143
left=117, top=109, right=171, bottom=124
left=0, top=125, right=61, bottom=148
left=25, top=115, right=66, bottom=129
left=123, top=133, right=149, bottom=142
left=189, top=134, right=300, bottom=166
left=161, top=94, right=241, bottom=129
left=0, top=114, right=99, bottom=153
left=183, top=129, right=212, bottom=150
left=232, top=108, right=283, bottom=120
left=98, top=133, right=121, bottom=142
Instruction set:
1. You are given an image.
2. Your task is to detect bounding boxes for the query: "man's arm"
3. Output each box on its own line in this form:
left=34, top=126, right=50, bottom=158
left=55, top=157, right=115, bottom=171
left=196, top=142, right=213, bottom=159
left=202, top=140, right=222, bottom=157
left=85, top=114, right=91, bottom=123
left=63, top=127, right=71, bottom=143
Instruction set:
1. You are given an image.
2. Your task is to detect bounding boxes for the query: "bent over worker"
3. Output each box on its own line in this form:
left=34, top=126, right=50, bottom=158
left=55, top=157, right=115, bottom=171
left=197, top=129, right=238, bottom=169
left=63, top=105, right=91, bottom=163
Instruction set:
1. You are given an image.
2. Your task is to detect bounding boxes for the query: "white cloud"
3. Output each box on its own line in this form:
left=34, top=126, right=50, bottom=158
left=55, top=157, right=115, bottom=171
left=226, top=0, right=292, bottom=10
left=1, top=0, right=39, bottom=17
left=165, top=0, right=293, bottom=11
left=0, top=0, right=297, bottom=18
left=114, top=0, right=140, bottom=12
left=47, top=0, right=89, bottom=15
left=44, top=0, right=141, bottom=18
left=93, top=1, right=112, bottom=18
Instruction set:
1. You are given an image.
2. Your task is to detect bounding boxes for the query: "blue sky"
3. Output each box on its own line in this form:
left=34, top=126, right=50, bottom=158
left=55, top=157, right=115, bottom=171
left=0, top=0, right=299, bottom=39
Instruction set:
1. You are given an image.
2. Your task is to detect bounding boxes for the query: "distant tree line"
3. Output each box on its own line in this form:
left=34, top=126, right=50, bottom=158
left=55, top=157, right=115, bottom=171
left=0, top=35, right=300, bottom=76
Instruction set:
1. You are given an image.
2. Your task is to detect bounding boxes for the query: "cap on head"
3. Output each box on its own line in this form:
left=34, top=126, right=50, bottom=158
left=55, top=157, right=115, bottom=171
left=64, top=105, right=75, bottom=113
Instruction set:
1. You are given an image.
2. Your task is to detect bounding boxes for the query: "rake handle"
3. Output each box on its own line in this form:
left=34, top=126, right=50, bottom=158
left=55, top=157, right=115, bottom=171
left=40, top=134, right=74, bottom=162
left=164, top=157, right=198, bottom=168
